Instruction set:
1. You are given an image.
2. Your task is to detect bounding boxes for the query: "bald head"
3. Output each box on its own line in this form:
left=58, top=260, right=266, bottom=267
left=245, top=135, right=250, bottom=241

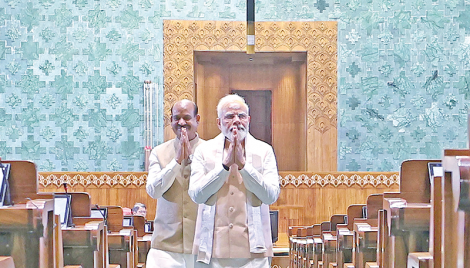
left=171, top=100, right=198, bottom=117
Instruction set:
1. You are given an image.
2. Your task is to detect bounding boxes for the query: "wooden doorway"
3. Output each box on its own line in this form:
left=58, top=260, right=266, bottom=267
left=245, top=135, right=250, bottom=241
left=194, top=51, right=307, bottom=171
left=231, top=89, right=272, bottom=145
left=164, top=21, right=338, bottom=171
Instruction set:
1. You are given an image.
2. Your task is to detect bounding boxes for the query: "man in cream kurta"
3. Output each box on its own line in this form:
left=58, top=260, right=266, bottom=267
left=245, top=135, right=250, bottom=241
left=146, top=100, right=204, bottom=268
left=188, top=94, right=280, bottom=268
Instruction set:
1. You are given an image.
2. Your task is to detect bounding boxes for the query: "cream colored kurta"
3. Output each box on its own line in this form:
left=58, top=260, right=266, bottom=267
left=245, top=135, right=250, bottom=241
left=146, top=135, right=204, bottom=253
left=189, top=133, right=280, bottom=263
left=212, top=165, right=252, bottom=258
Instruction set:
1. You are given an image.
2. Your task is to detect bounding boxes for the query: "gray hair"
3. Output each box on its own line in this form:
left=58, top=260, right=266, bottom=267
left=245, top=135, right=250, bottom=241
left=216, top=94, right=250, bottom=118
left=132, top=202, right=146, bottom=214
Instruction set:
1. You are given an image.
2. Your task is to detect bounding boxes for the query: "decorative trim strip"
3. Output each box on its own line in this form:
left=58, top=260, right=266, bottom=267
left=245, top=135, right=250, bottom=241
left=279, top=173, right=399, bottom=188
left=38, top=172, right=148, bottom=188
left=38, top=172, right=399, bottom=188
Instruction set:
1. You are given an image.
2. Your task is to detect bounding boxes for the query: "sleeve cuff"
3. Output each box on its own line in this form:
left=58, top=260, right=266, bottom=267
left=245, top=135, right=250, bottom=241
left=222, top=163, right=229, bottom=171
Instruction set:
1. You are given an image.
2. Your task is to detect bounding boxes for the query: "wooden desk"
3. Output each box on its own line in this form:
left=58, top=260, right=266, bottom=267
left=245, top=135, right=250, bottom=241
left=0, top=200, right=54, bottom=268
left=336, top=227, right=354, bottom=268
left=407, top=252, right=432, bottom=268
left=353, top=222, right=378, bottom=268
left=334, top=204, right=365, bottom=268
left=272, top=233, right=289, bottom=268
left=0, top=256, right=15, bottom=268
left=122, top=215, right=150, bottom=266
left=322, top=232, right=337, bottom=268
left=62, top=221, right=107, bottom=268
left=441, top=149, right=470, bottom=267
left=137, top=234, right=152, bottom=266
left=108, top=229, right=137, bottom=268
left=383, top=198, right=431, bottom=268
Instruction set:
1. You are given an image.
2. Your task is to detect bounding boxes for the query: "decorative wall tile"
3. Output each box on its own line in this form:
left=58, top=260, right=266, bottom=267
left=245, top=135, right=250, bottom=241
left=0, top=0, right=469, bottom=171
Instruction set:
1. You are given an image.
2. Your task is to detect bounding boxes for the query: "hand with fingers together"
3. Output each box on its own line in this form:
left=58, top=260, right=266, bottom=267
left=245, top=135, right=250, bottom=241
left=175, top=127, right=191, bottom=165
left=222, top=126, right=245, bottom=170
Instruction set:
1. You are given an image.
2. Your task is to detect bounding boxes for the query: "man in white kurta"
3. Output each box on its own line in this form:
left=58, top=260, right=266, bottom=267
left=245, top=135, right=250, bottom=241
left=146, top=100, right=204, bottom=268
left=188, top=94, right=280, bottom=268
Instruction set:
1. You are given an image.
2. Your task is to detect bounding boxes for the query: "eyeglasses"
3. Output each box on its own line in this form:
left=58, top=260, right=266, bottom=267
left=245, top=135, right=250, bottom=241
left=223, top=112, right=248, bottom=120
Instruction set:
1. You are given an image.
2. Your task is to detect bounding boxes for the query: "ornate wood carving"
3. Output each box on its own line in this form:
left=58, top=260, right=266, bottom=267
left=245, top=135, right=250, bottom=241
left=38, top=171, right=397, bottom=188
left=163, top=20, right=338, bottom=171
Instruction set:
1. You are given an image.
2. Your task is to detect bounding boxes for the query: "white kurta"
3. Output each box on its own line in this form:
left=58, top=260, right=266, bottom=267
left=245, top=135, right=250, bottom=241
left=188, top=133, right=280, bottom=265
left=146, top=135, right=204, bottom=254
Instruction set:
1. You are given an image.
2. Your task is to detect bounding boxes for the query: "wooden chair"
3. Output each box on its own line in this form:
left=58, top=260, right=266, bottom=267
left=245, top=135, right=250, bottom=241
left=2, top=160, right=53, bottom=203
left=123, top=215, right=151, bottom=267
left=70, top=192, right=92, bottom=218
left=298, top=225, right=313, bottom=268
left=335, top=225, right=353, bottom=268
left=316, top=222, right=332, bottom=268
left=322, top=232, right=336, bottom=268
left=439, top=149, right=470, bottom=267
left=352, top=194, right=383, bottom=268
left=309, top=224, right=323, bottom=268
left=288, top=226, right=305, bottom=268
left=380, top=159, right=437, bottom=268
left=0, top=160, right=58, bottom=268
left=428, top=157, right=444, bottom=268
left=353, top=222, right=378, bottom=268
left=330, top=214, right=347, bottom=234
left=322, top=215, right=346, bottom=268
left=62, top=221, right=108, bottom=268
left=296, top=227, right=309, bottom=268
left=107, top=206, right=138, bottom=268
left=52, top=214, right=64, bottom=268
left=129, top=216, right=146, bottom=237
left=335, top=204, right=364, bottom=268
left=0, top=199, right=55, bottom=268
left=61, top=192, right=108, bottom=268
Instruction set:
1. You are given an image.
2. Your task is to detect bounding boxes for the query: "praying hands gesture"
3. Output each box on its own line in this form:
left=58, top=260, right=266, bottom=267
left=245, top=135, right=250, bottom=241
left=222, top=127, right=245, bottom=170
left=175, top=127, right=191, bottom=165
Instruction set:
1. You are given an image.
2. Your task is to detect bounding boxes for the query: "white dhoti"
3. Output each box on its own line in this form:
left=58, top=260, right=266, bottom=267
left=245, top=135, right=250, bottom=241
left=146, top=248, right=196, bottom=268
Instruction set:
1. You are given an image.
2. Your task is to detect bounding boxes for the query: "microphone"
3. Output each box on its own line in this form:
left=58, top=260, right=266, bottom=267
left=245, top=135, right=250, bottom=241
left=94, top=204, right=105, bottom=217
left=63, top=182, right=68, bottom=193
left=94, top=204, right=109, bottom=231
left=26, top=197, right=39, bottom=209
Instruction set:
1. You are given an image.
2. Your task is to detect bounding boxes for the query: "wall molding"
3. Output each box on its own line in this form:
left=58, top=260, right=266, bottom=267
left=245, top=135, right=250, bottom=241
left=39, top=171, right=399, bottom=188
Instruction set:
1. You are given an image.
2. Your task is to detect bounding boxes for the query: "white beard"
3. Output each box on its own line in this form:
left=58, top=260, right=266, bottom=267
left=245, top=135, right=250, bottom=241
left=223, top=125, right=248, bottom=142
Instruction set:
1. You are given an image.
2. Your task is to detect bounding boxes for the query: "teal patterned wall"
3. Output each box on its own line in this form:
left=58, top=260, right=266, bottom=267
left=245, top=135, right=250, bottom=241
left=0, top=0, right=468, bottom=171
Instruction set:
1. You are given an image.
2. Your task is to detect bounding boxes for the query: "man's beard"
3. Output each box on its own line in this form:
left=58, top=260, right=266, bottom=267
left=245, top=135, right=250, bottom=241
left=223, top=125, right=248, bottom=141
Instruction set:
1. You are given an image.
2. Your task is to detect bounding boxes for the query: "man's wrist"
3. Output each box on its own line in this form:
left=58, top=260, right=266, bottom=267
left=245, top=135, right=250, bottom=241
left=175, top=158, right=182, bottom=165
left=222, top=163, right=230, bottom=171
